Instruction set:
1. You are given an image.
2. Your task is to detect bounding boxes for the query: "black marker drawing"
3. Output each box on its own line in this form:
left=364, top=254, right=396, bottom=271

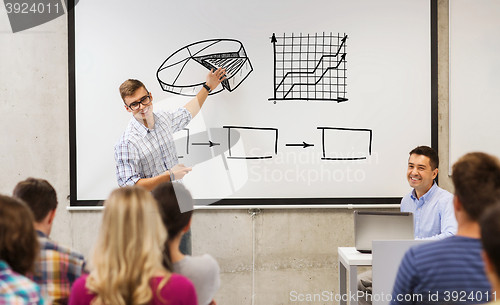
left=157, top=39, right=253, bottom=96
left=317, top=127, right=372, bottom=161
left=224, top=126, right=278, bottom=160
left=192, top=140, right=220, bottom=147
left=174, top=128, right=240, bottom=170
left=286, top=142, right=314, bottom=148
left=175, top=128, right=190, bottom=159
left=269, top=32, right=348, bottom=102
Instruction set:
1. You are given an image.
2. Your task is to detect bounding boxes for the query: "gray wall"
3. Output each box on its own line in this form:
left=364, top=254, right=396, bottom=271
left=0, top=1, right=451, bottom=304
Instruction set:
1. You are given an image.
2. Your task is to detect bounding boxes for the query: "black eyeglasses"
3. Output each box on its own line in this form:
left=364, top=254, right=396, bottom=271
left=126, top=93, right=152, bottom=111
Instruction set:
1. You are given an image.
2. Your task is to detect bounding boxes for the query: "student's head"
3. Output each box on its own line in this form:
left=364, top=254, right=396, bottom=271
left=480, top=204, right=500, bottom=290
left=452, top=152, right=500, bottom=221
left=152, top=182, right=194, bottom=239
left=407, top=146, right=439, bottom=194
left=119, top=79, right=154, bottom=122
left=0, top=194, right=39, bottom=275
left=87, top=186, right=167, bottom=305
left=13, top=178, right=58, bottom=234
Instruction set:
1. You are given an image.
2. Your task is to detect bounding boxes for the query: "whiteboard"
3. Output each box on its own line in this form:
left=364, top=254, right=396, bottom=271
left=449, top=0, right=500, bottom=171
left=70, top=0, right=435, bottom=205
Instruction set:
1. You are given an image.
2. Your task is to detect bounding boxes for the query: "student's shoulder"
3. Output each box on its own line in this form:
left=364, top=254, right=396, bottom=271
left=39, top=237, right=85, bottom=260
left=157, top=273, right=195, bottom=292
left=199, top=254, right=220, bottom=269
left=409, top=236, right=470, bottom=260
left=69, top=275, right=94, bottom=304
left=191, top=253, right=218, bottom=263
left=185, top=254, right=219, bottom=271
left=434, top=185, right=453, bottom=199
left=72, top=274, right=89, bottom=289
left=151, top=274, right=196, bottom=305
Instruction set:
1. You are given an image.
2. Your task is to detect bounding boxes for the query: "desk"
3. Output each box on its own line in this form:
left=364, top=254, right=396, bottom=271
left=338, top=247, right=372, bottom=305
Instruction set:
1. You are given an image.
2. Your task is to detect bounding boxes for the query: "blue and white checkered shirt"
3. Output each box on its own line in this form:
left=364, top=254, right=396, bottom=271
left=114, top=108, right=192, bottom=187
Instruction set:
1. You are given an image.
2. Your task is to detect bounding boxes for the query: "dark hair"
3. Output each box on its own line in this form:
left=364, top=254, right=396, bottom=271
left=409, top=146, right=439, bottom=170
left=480, top=204, right=500, bottom=278
left=0, top=194, right=39, bottom=275
left=13, top=178, right=58, bottom=222
left=119, top=79, right=148, bottom=101
left=452, top=152, right=500, bottom=221
left=152, top=182, right=193, bottom=269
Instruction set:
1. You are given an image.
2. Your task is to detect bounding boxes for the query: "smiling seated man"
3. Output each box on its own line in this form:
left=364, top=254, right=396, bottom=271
left=357, top=146, right=457, bottom=304
left=390, top=152, right=499, bottom=305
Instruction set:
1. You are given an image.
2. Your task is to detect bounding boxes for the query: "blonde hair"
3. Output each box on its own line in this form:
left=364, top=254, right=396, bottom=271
left=86, top=187, right=169, bottom=305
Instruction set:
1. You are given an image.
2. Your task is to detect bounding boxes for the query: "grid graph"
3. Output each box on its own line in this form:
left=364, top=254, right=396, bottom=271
left=269, top=32, right=348, bottom=102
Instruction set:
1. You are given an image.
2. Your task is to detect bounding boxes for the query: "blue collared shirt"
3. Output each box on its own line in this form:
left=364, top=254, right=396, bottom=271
left=400, top=182, right=457, bottom=240
left=114, top=108, right=192, bottom=187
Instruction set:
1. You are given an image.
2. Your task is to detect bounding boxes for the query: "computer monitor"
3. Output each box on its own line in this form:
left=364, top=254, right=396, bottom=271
left=354, top=211, right=414, bottom=253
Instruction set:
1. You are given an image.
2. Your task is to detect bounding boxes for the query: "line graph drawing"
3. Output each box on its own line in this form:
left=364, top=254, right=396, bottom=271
left=157, top=39, right=253, bottom=96
left=269, top=32, right=348, bottom=102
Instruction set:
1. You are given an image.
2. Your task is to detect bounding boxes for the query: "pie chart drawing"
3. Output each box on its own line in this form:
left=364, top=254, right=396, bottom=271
left=157, top=39, right=253, bottom=96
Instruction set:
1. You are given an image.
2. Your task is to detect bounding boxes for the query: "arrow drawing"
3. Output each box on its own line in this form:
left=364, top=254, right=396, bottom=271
left=285, top=142, right=314, bottom=148
left=192, top=141, right=220, bottom=147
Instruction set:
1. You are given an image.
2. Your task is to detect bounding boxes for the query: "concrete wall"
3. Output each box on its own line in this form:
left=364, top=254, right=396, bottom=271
left=0, top=1, right=450, bottom=304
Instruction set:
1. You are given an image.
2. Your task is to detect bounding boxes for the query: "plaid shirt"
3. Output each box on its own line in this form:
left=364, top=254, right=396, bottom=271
left=114, top=108, right=192, bottom=187
left=0, top=260, right=45, bottom=305
left=27, top=231, right=87, bottom=305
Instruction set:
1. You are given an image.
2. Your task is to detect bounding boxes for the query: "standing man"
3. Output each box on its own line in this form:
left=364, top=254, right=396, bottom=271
left=114, top=68, right=226, bottom=255
left=358, top=146, right=457, bottom=303
left=114, top=68, right=226, bottom=190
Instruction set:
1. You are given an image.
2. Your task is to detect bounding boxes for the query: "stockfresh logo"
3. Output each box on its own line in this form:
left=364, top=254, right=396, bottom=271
left=3, top=0, right=79, bottom=33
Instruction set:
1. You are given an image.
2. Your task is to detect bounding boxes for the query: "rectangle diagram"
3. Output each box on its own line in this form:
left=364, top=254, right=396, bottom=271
left=224, top=126, right=278, bottom=159
left=317, top=127, right=372, bottom=160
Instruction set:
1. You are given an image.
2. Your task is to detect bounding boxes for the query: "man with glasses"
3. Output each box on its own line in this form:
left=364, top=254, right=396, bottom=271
left=114, top=69, right=225, bottom=256
left=114, top=68, right=225, bottom=190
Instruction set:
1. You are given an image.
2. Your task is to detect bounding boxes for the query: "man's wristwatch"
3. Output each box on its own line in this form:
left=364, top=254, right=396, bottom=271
left=203, top=83, right=212, bottom=93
